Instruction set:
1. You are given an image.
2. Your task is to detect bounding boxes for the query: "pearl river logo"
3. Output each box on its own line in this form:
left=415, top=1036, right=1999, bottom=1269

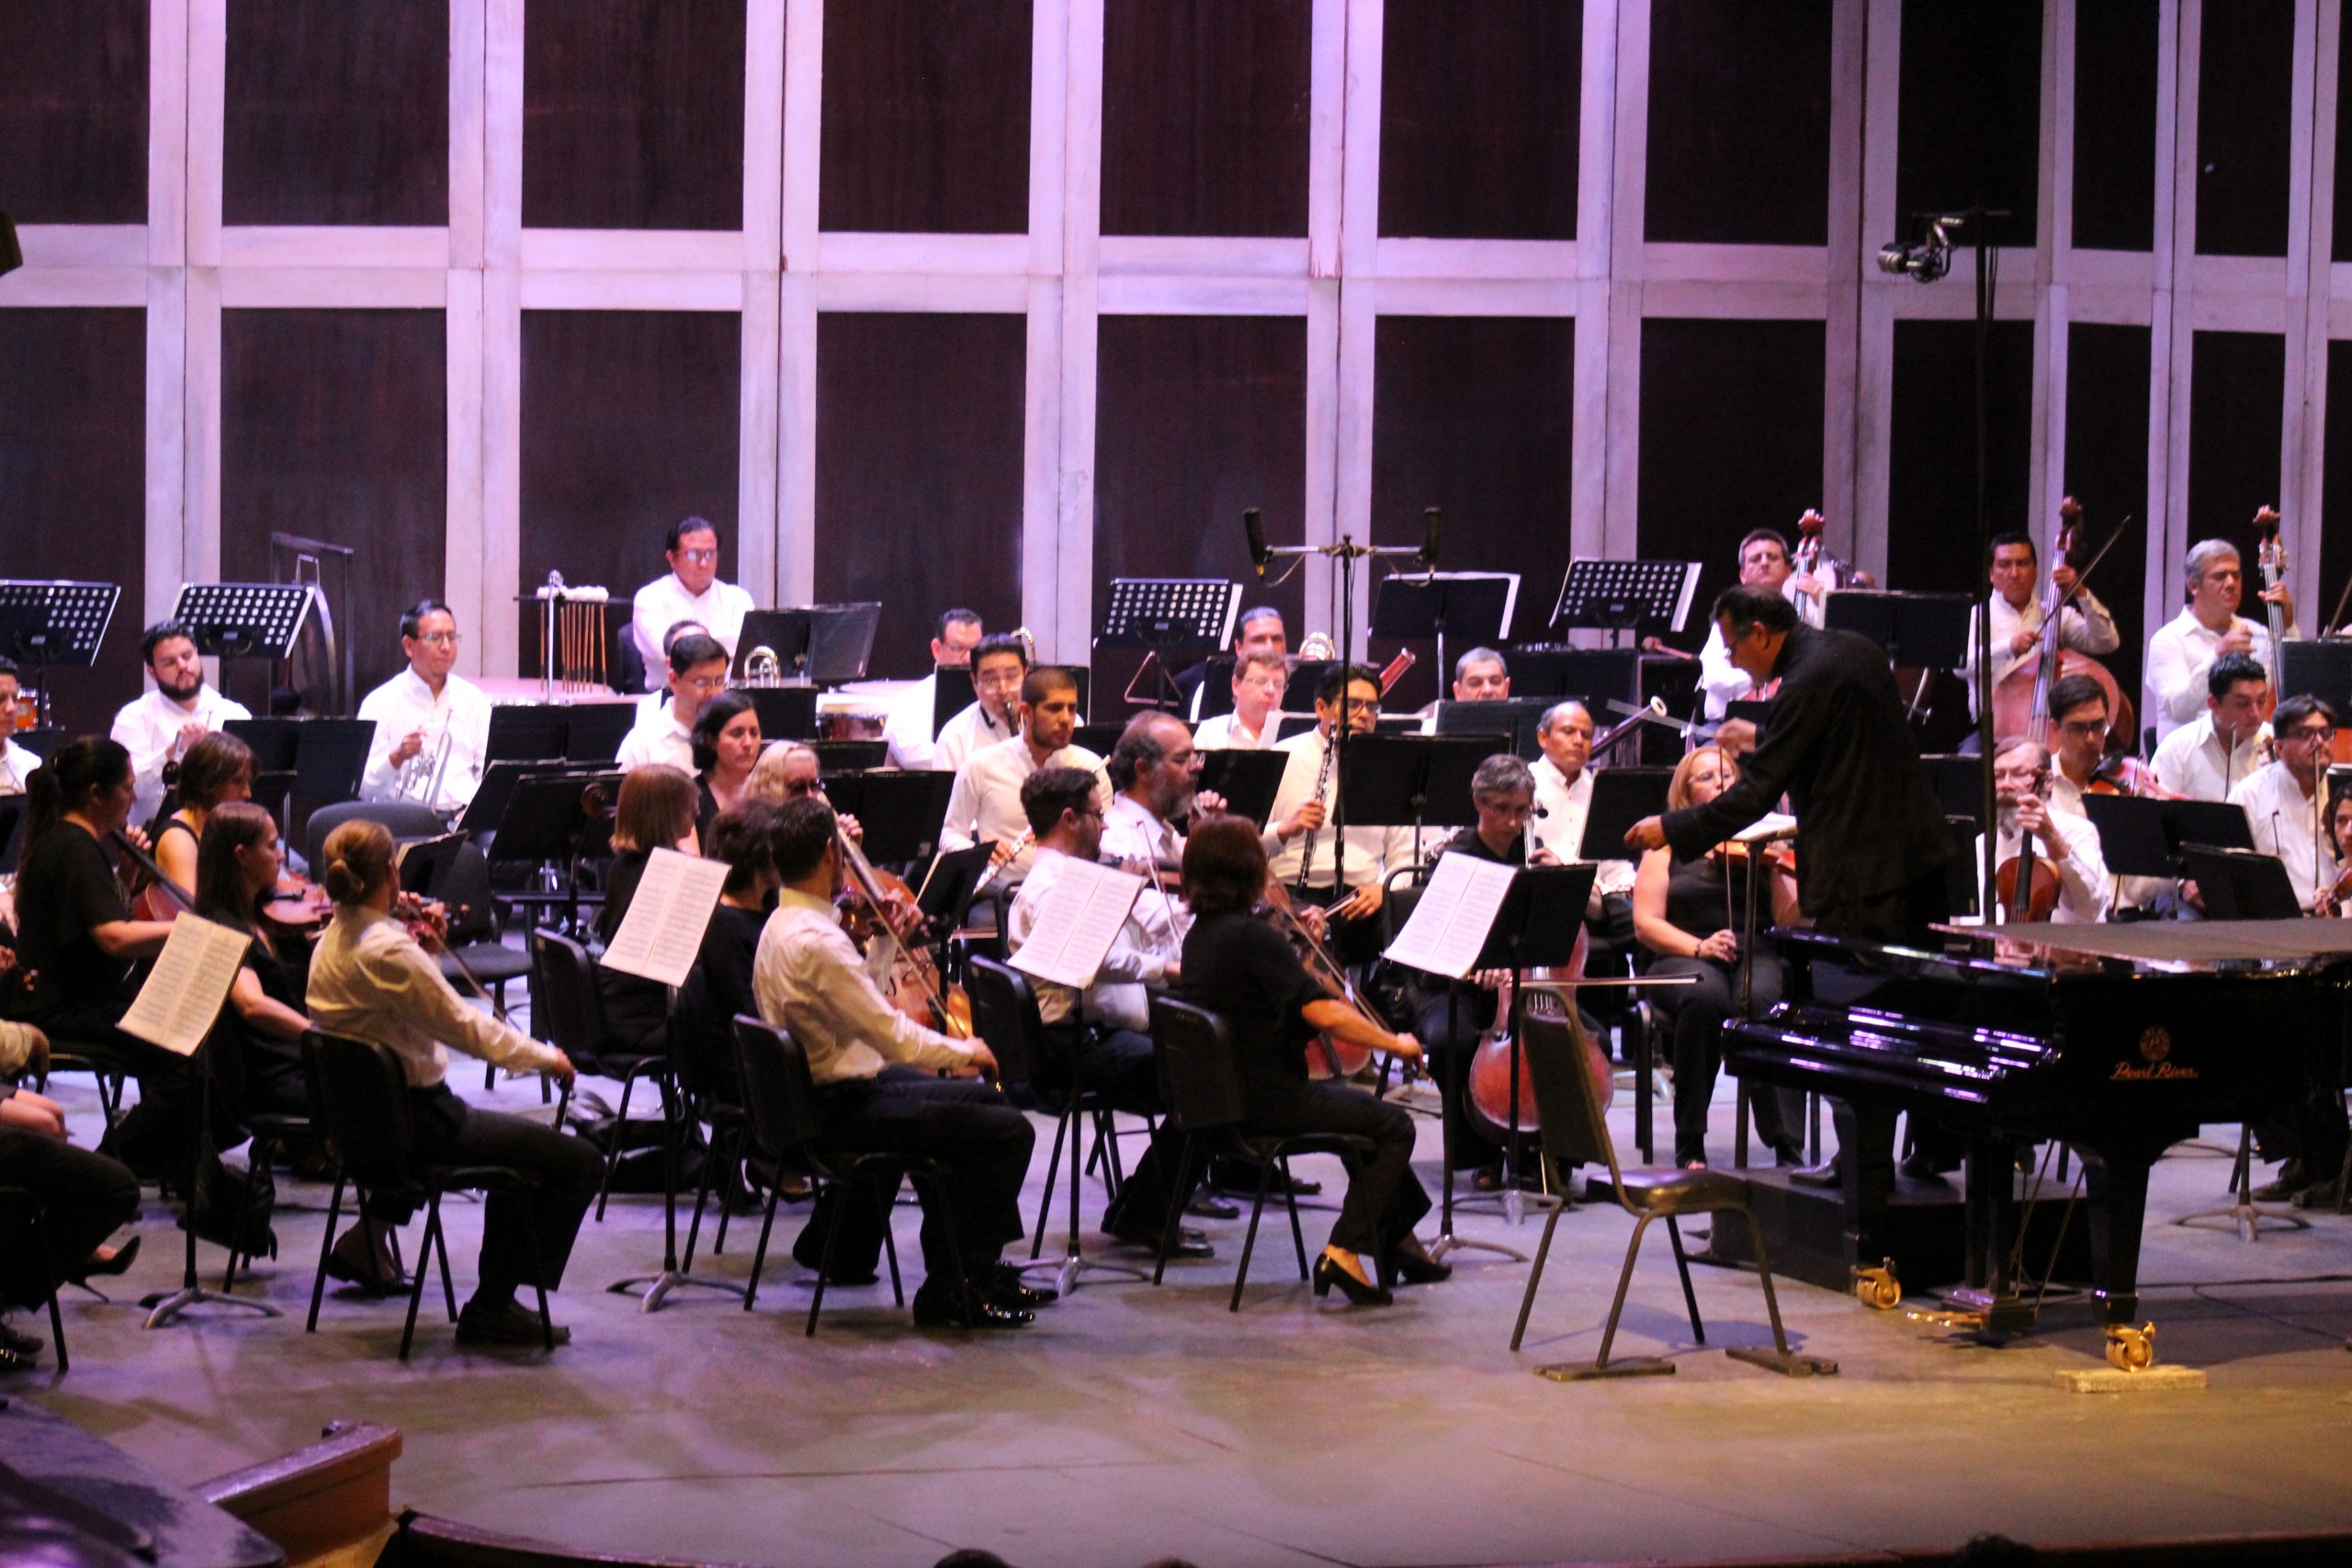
left=2111, top=1025, right=2198, bottom=1081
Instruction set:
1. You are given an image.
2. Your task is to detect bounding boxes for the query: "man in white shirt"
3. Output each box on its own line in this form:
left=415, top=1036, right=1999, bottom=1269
left=1185, top=604, right=1287, bottom=722
left=2151, top=651, right=2270, bottom=803
left=1983, top=739, right=2109, bottom=924
left=632, top=618, right=707, bottom=730
left=1418, top=647, right=1512, bottom=736
left=1098, top=713, right=1216, bottom=979
left=752, top=795, right=1038, bottom=1328
left=616, top=632, right=730, bottom=773
left=356, top=600, right=493, bottom=812
left=933, top=631, right=1024, bottom=776
left=882, top=608, right=985, bottom=770
left=938, top=667, right=1109, bottom=877
left=1527, top=700, right=1636, bottom=900
left=1193, top=649, right=1285, bottom=750
left=2043, top=672, right=2173, bottom=915
left=0, top=660, right=34, bottom=794
left=1263, top=664, right=1414, bottom=958
left=2146, top=536, right=2296, bottom=744
left=110, top=620, right=253, bottom=823
left=629, top=516, right=755, bottom=674
left=1004, top=763, right=1202, bottom=1256
left=1965, top=529, right=2120, bottom=707
left=1697, top=527, right=1828, bottom=722
left=2229, top=695, right=2342, bottom=913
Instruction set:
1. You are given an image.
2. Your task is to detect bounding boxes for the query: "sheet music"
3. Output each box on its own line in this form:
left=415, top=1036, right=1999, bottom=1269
left=1009, top=859, right=1146, bottom=991
left=600, top=847, right=731, bottom=987
left=119, top=916, right=252, bottom=1057
left=1384, top=851, right=1518, bottom=980
left=1733, top=812, right=1798, bottom=843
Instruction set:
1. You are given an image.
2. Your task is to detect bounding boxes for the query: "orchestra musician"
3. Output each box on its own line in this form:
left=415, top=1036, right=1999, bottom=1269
left=0, top=1016, right=140, bottom=1371
left=1193, top=649, right=1285, bottom=750
left=594, top=766, right=701, bottom=1061
left=635, top=619, right=707, bottom=728
left=2146, top=538, right=2295, bottom=745
left=1526, top=701, right=1636, bottom=907
left=0, top=659, right=34, bottom=794
left=1627, top=586, right=1953, bottom=1234
left=882, top=608, right=984, bottom=771
left=1099, top=713, right=1216, bottom=961
left=2151, top=651, right=2269, bottom=803
left=1263, top=664, right=1412, bottom=963
left=2228, top=696, right=2341, bottom=914
left=665, top=803, right=789, bottom=1203
left=629, top=517, right=753, bottom=675
left=306, top=818, right=599, bottom=1343
left=1005, top=764, right=1207, bottom=1258
left=1964, top=530, right=2120, bottom=709
left=939, top=666, right=1110, bottom=878
left=1695, top=528, right=1827, bottom=724
left=191, top=802, right=315, bottom=1128
left=1982, top=739, right=2110, bottom=925
left=689, top=689, right=762, bottom=837
left=358, top=600, right=492, bottom=812
left=1450, top=647, right=1510, bottom=702
left=1182, top=605, right=1287, bottom=722
left=1631, top=744, right=1804, bottom=1170
left=1179, top=815, right=1440, bottom=1307
left=111, top=620, right=253, bottom=825
left=2043, top=673, right=2120, bottom=818
left=933, top=632, right=1027, bottom=776
left=152, top=731, right=254, bottom=898
left=752, top=795, right=1045, bottom=1330
left=616, top=633, right=732, bottom=774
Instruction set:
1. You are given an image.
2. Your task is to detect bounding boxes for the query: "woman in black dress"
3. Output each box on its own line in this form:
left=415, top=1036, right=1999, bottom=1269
left=1630, top=745, right=1804, bottom=1169
left=595, top=765, right=701, bottom=1057
left=690, top=691, right=763, bottom=840
left=151, top=730, right=253, bottom=901
left=192, top=801, right=313, bottom=1123
left=1178, top=816, right=1442, bottom=1306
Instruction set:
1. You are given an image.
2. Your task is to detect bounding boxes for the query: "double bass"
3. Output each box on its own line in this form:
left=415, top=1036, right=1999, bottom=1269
left=1988, top=498, right=2132, bottom=751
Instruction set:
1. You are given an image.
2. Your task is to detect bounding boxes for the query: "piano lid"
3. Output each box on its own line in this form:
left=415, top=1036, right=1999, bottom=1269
left=1928, top=919, right=2352, bottom=974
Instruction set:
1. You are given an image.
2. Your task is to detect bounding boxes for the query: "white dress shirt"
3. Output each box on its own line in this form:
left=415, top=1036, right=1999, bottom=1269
left=1006, top=844, right=1174, bottom=1032
left=307, top=907, right=562, bottom=1088
left=110, top=684, right=253, bottom=823
left=1194, top=711, right=1272, bottom=750
left=1261, top=727, right=1416, bottom=891
left=356, top=668, right=493, bottom=811
left=939, top=736, right=1110, bottom=876
left=753, top=887, right=976, bottom=1085
left=616, top=710, right=695, bottom=774
left=1099, top=793, right=1193, bottom=977
left=2231, top=761, right=2340, bottom=911
left=1963, top=587, right=2121, bottom=711
left=1529, top=755, right=1635, bottom=896
left=2145, top=608, right=2285, bottom=744
left=883, top=672, right=944, bottom=770
left=933, top=700, right=1012, bottom=777
left=2151, top=714, right=2269, bottom=803
left=0, top=741, right=33, bottom=795
left=1975, top=809, right=2110, bottom=924
left=630, top=571, right=754, bottom=671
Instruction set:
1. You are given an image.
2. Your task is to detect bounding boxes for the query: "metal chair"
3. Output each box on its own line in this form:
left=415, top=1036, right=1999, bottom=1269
left=0, top=1186, right=69, bottom=1373
left=307, top=1031, right=556, bottom=1359
left=1148, top=996, right=1376, bottom=1312
left=1508, top=1011, right=1834, bottom=1380
left=730, top=1015, right=970, bottom=1337
left=221, top=1108, right=312, bottom=1290
left=303, top=800, right=447, bottom=881
left=529, top=928, right=667, bottom=1218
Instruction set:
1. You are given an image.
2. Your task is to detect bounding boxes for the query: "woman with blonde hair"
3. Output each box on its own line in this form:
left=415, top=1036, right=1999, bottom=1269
left=306, top=818, right=602, bottom=1344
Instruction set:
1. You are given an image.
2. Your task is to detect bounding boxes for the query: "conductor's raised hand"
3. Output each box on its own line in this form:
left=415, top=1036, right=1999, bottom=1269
left=1625, top=815, right=1668, bottom=852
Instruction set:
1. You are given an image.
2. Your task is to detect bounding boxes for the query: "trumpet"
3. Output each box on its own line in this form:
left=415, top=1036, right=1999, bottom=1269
left=394, top=727, right=454, bottom=808
left=741, top=645, right=782, bottom=687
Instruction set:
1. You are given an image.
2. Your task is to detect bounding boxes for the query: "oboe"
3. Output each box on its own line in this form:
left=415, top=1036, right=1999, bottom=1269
left=1293, top=733, right=1336, bottom=899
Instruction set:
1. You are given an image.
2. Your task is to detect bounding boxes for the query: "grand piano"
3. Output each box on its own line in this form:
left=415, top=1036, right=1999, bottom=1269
left=1724, top=920, right=2352, bottom=1367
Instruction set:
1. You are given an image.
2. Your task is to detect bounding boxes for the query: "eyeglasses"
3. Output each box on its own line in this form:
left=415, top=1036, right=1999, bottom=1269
left=2058, top=718, right=2109, bottom=738
left=413, top=631, right=460, bottom=647
left=2286, top=725, right=2336, bottom=744
left=675, top=547, right=719, bottom=565
left=681, top=675, right=729, bottom=694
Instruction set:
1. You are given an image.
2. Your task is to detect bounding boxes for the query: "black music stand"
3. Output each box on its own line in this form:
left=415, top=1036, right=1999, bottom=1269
left=1825, top=591, right=1974, bottom=670
left=915, top=842, right=997, bottom=942
left=1334, top=735, right=1490, bottom=853
left=486, top=705, right=570, bottom=763
left=2181, top=846, right=2306, bottom=919
left=223, top=717, right=371, bottom=842
left=820, top=768, right=955, bottom=869
left=931, top=665, right=973, bottom=741
left=2280, top=639, right=2352, bottom=714
left=1433, top=697, right=1552, bottom=761
left=1919, top=754, right=1986, bottom=821
left=1552, top=558, right=1702, bottom=645
left=1097, top=579, right=1241, bottom=713
left=808, top=739, right=887, bottom=773
left=740, top=685, right=820, bottom=743
left=1475, top=863, right=1599, bottom=1201
left=1374, top=572, right=1519, bottom=695
left=732, top=604, right=884, bottom=685
left=0, top=581, right=119, bottom=728
left=483, top=770, right=623, bottom=931
left=564, top=703, right=638, bottom=762
left=175, top=583, right=312, bottom=711
left=1194, top=749, right=1288, bottom=829
left=463, top=760, right=572, bottom=840
left=1068, top=723, right=1123, bottom=758
left=1580, top=767, right=1672, bottom=864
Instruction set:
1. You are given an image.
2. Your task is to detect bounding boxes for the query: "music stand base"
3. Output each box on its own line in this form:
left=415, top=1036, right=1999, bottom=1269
left=608, top=1271, right=748, bottom=1313
left=1019, top=1252, right=1150, bottom=1297
left=1536, top=1355, right=1677, bottom=1382
left=141, top=1287, right=282, bottom=1329
left=1426, top=1230, right=1527, bottom=1264
left=1726, top=1347, right=1840, bottom=1377
left=2172, top=1201, right=2310, bottom=1241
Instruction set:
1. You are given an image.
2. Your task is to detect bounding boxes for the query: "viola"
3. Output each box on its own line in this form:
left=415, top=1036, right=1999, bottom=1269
left=1258, top=876, right=1386, bottom=1079
left=1996, top=769, right=2063, bottom=923
left=833, top=814, right=973, bottom=1041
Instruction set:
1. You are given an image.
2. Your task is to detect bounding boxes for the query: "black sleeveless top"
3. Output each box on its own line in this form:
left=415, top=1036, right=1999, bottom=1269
left=1660, top=845, right=1747, bottom=942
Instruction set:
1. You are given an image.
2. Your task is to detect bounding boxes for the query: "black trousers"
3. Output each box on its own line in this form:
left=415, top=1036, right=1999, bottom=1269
left=1239, top=1078, right=1429, bottom=1258
left=1646, top=954, right=1804, bottom=1166
left=39, top=1008, right=232, bottom=1173
left=1039, top=1022, right=1189, bottom=1233
left=1417, top=987, right=1501, bottom=1170
left=797, top=1068, right=1035, bottom=1280
left=368, top=1088, right=604, bottom=1299
left=0, top=1126, right=141, bottom=1310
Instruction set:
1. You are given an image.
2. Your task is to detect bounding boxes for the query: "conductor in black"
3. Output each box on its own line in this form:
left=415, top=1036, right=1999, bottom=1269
left=1626, top=583, right=1954, bottom=1254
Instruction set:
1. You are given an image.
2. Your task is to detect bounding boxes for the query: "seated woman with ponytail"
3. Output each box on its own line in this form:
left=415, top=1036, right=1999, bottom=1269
left=152, top=730, right=254, bottom=902
left=305, top=819, right=604, bottom=1347
left=192, top=802, right=313, bottom=1124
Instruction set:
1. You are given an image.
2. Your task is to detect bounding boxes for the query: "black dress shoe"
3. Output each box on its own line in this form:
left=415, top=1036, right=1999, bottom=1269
left=1211, top=1157, right=1320, bottom=1199
left=911, top=1282, right=1032, bottom=1329
left=1184, top=1193, right=1241, bottom=1220
left=455, top=1298, right=570, bottom=1348
left=0, top=1318, right=43, bottom=1359
left=1102, top=1218, right=1215, bottom=1259
left=2250, top=1160, right=2308, bottom=1201
left=69, top=1235, right=140, bottom=1281
left=1787, top=1156, right=1844, bottom=1188
left=1384, top=1245, right=1453, bottom=1286
left=1310, top=1255, right=1392, bottom=1306
left=988, top=1263, right=1057, bottom=1308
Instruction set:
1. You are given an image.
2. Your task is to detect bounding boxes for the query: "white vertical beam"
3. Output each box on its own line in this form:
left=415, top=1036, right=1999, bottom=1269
left=1306, top=0, right=1349, bottom=638
left=2301, top=0, right=2342, bottom=604
left=2027, top=0, right=2063, bottom=536
left=1853, top=0, right=1900, bottom=574
left=182, top=266, right=221, bottom=587
left=2145, top=0, right=2184, bottom=659
left=743, top=0, right=786, bottom=274
left=186, top=1, right=225, bottom=268
left=1578, top=0, right=1623, bottom=568
left=448, top=0, right=487, bottom=270
left=1023, top=0, right=1071, bottom=655
left=741, top=0, right=788, bottom=604
left=1057, top=0, right=1104, bottom=665
left=446, top=269, right=485, bottom=671
left=145, top=270, right=188, bottom=631
left=479, top=0, right=525, bottom=675
left=2282, top=0, right=2324, bottom=603
left=1306, top=0, right=1346, bottom=282
left=777, top=0, right=823, bottom=605
left=482, top=0, right=524, bottom=273
left=1600, top=0, right=1645, bottom=561
left=149, top=0, right=187, bottom=266
left=1311, top=277, right=1351, bottom=642
left=2162, top=0, right=2201, bottom=595
left=1821, top=0, right=1867, bottom=542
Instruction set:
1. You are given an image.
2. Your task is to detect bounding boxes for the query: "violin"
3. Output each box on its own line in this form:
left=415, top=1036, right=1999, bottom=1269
left=1995, top=767, right=2062, bottom=923
left=1258, top=876, right=1391, bottom=1079
left=2086, top=754, right=2176, bottom=799
left=833, top=810, right=973, bottom=1041
left=262, top=868, right=333, bottom=936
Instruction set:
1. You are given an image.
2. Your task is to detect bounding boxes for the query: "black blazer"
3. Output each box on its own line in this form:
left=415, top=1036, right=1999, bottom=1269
left=1661, top=622, right=1951, bottom=916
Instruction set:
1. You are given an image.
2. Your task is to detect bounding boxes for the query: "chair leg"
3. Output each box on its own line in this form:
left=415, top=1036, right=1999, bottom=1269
left=743, top=1180, right=782, bottom=1312
left=876, top=1181, right=905, bottom=1306
left=712, top=1122, right=744, bottom=1258
left=27, top=1211, right=68, bottom=1376
left=524, top=1201, right=555, bottom=1353
left=1066, top=1103, right=1086, bottom=1258
left=1594, top=1215, right=1655, bottom=1371
left=1279, top=1156, right=1309, bottom=1280
left=400, top=1198, right=442, bottom=1360
left=1509, top=1207, right=1567, bottom=1352
left=222, top=1133, right=277, bottom=1290
left=1740, top=1203, right=1796, bottom=1357
left=306, top=1174, right=347, bottom=1333
left=1154, top=1135, right=1192, bottom=1287
left=1102, top=1111, right=1126, bottom=1198
left=436, top=1209, right=459, bottom=1323
left=683, top=1122, right=729, bottom=1271
left=1032, top=1104, right=1070, bottom=1261
left=1666, top=1215, right=1705, bottom=1345
left=1230, top=1160, right=1277, bottom=1313
left=593, top=1069, right=644, bottom=1222
left=808, top=1179, right=848, bottom=1337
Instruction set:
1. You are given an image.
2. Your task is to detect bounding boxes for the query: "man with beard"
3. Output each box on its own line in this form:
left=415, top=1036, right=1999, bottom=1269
left=110, top=620, right=253, bottom=824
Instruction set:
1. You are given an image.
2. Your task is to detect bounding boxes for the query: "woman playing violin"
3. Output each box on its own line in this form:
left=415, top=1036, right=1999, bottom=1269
left=1631, top=745, right=1804, bottom=1170
left=193, top=802, right=315, bottom=1133
left=1179, top=815, right=1441, bottom=1306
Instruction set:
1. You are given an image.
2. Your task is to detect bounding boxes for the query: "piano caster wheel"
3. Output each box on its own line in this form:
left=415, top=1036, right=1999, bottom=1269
left=1850, top=1258, right=1901, bottom=1311
left=2104, top=1322, right=2156, bottom=1371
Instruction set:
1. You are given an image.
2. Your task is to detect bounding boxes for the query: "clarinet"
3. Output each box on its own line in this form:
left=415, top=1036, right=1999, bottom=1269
left=1293, top=733, right=1336, bottom=899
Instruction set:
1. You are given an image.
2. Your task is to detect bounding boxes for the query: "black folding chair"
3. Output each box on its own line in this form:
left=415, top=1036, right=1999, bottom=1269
left=530, top=928, right=668, bottom=1219
left=0, top=1186, right=70, bottom=1373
